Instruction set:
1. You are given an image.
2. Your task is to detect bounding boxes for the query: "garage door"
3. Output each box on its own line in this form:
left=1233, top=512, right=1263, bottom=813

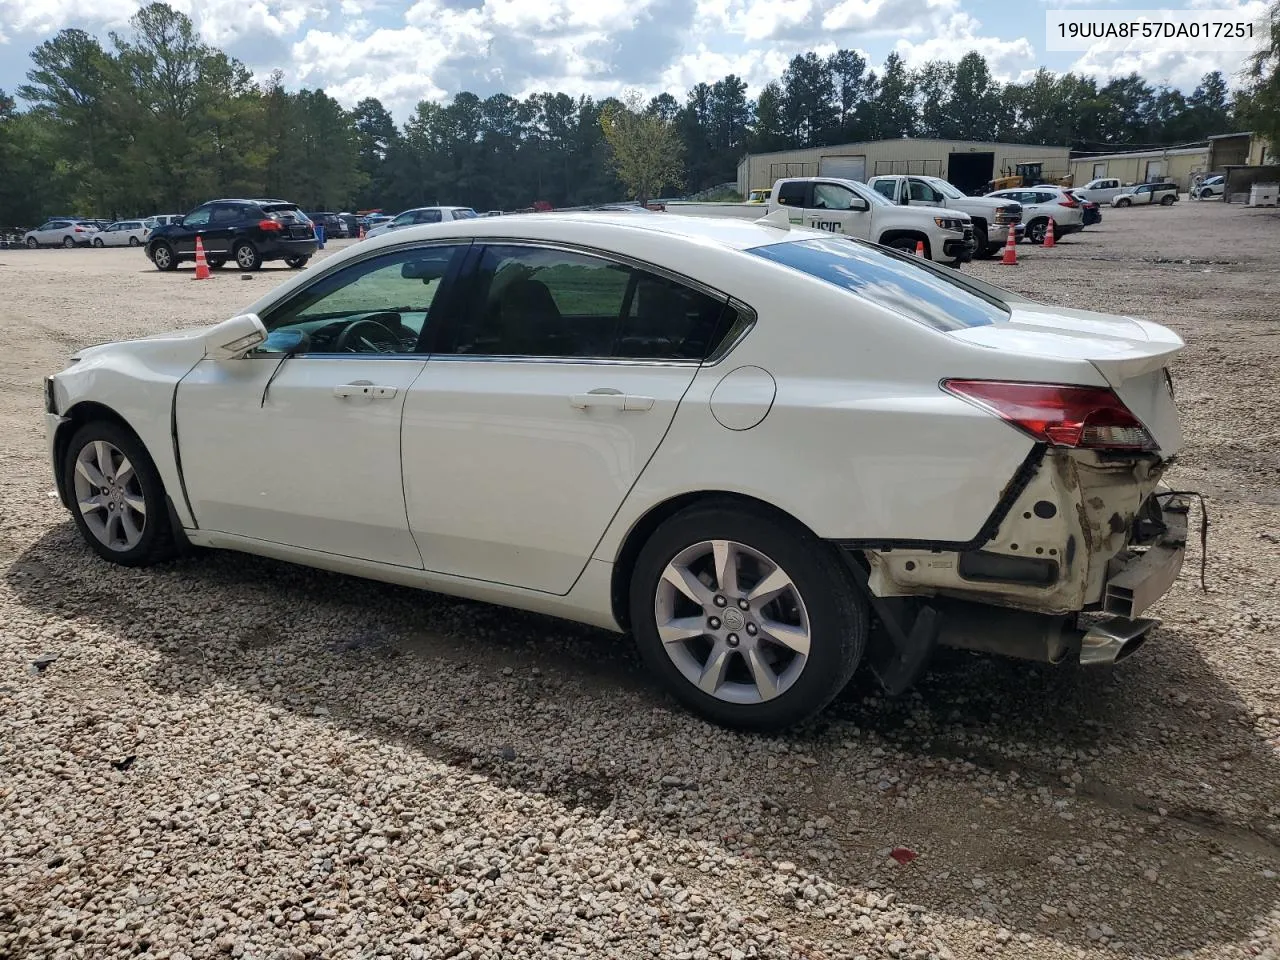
left=818, top=155, right=866, bottom=182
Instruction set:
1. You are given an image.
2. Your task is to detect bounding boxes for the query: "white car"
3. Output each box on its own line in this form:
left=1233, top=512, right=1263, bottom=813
left=1192, top=175, right=1224, bottom=200
left=1075, top=178, right=1126, bottom=205
left=1112, top=183, right=1179, bottom=207
left=364, top=206, right=478, bottom=239
left=23, top=219, right=100, bottom=248
left=93, top=220, right=150, bottom=247
left=44, top=214, right=1188, bottom=730
left=985, top=186, right=1086, bottom=244
left=145, top=215, right=183, bottom=229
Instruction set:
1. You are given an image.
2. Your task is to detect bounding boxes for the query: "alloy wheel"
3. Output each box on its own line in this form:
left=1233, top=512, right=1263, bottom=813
left=72, top=439, right=147, bottom=552
left=153, top=245, right=172, bottom=269
left=236, top=244, right=257, bottom=269
left=654, top=539, right=810, bottom=705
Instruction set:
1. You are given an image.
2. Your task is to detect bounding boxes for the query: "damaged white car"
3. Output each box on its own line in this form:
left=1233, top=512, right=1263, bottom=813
left=44, top=214, right=1187, bottom=730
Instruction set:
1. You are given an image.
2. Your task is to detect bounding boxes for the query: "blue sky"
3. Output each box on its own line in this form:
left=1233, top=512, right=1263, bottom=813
left=0, top=0, right=1269, bottom=120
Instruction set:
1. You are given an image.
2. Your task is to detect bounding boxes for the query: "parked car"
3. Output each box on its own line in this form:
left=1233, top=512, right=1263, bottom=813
left=1075, top=178, right=1127, bottom=204
left=480, top=210, right=504, bottom=217
left=144, top=215, right=183, bottom=230
left=1112, top=183, right=1179, bottom=207
left=43, top=213, right=1187, bottom=730
left=364, top=206, right=478, bottom=239
left=308, top=212, right=348, bottom=238
left=94, top=220, right=150, bottom=247
left=145, top=199, right=317, bottom=272
left=23, top=219, right=100, bottom=248
left=336, top=212, right=360, bottom=236
left=867, top=174, right=1024, bottom=257
left=1067, top=190, right=1103, bottom=226
left=984, top=186, right=1085, bottom=243
left=1191, top=175, right=1224, bottom=200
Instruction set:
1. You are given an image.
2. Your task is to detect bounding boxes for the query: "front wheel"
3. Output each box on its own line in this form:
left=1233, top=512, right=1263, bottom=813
left=630, top=502, right=867, bottom=731
left=285, top=256, right=310, bottom=269
left=93, top=237, right=104, bottom=248
left=888, top=236, right=926, bottom=258
left=206, top=257, right=226, bottom=270
left=151, top=242, right=177, bottom=271
left=26, top=237, right=37, bottom=249
left=1115, top=198, right=1132, bottom=208
left=129, top=236, right=140, bottom=246
left=62, top=421, right=175, bottom=566
left=973, top=225, right=992, bottom=259
left=234, top=241, right=261, bottom=271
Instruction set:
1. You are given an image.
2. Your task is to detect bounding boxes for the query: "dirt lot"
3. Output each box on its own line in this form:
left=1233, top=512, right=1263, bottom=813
left=2, top=204, right=1279, bottom=960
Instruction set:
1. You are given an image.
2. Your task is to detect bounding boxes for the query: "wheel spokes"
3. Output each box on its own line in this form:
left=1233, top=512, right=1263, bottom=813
left=76, top=455, right=107, bottom=488
left=119, top=508, right=143, bottom=548
left=115, top=457, right=135, bottom=487
left=93, top=441, right=115, bottom=482
left=662, top=563, right=712, bottom=607
left=759, top=618, right=811, bottom=657
left=711, top=540, right=738, bottom=596
left=78, top=494, right=107, bottom=516
left=746, top=648, right=780, bottom=701
left=697, top=641, right=733, bottom=695
left=747, top=565, right=794, bottom=606
left=657, top=615, right=707, bottom=646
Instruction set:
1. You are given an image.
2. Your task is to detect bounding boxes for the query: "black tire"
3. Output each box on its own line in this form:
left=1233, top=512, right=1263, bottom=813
left=26, top=237, right=38, bottom=249
left=887, top=236, right=927, bottom=258
left=629, top=502, right=867, bottom=731
left=285, top=256, right=310, bottom=269
left=973, top=224, right=991, bottom=259
left=1160, top=194, right=1175, bottom=206
left=151, top=242, right=177, bottom=271
left=1116, top=198, right=1131, bottom=208
left=206, top=258, right=226, bottom=270
left=93, top=237, right=104, bottom=248
left=62, top=421, right=175, bottom=567
left=233, top=241, right=261, bottom=271
left=1026, top=218, right=1049, bottom=244
left=62, top=236, right=75, bottom=248
left=129, top=236, right=140, bottom=246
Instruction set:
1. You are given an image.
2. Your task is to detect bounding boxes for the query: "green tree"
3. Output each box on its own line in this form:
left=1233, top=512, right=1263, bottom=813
left=600, top=92, right=684, bottom=203
left=1239, top=0, right=1280, bottom=148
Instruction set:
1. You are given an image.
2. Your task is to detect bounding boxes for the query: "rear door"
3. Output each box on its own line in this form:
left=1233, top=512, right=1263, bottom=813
left=401, top=242, right=732, bottom=594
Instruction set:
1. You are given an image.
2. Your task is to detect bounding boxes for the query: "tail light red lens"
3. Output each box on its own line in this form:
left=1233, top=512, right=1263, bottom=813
left=942, top=380, right=1156, bottom=451
left=1058, top=197, right=1079, bottom=207
left=258, top=219, right=283, bottom=232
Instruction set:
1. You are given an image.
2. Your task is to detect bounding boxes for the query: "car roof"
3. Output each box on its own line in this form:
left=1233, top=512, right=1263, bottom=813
left=356, top=210, right=809, bottom=253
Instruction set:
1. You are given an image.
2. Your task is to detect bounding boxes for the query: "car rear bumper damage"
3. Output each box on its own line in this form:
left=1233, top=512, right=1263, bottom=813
left=843, top=447, right=1189, bottom=668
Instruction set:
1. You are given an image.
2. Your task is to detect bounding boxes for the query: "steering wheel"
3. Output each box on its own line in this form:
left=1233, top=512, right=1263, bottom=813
left=333, top=314, right=404, bottom=353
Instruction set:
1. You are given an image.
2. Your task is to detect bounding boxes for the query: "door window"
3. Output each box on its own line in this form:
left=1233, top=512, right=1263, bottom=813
left=870, top=180, right=897, bottom=200
left=414, top=209, right=443, bottom=224
left=775, top=181, right=808, bottom=207
left=907, top=179, right=943, bottom=202
left=444, top=245, right=729, bottom=361
left=812, top=183, right=858, bottom=210
left=262, top=245, right=466, bottom=354
left=211, top=205, right=243, bottom=224
left=183, top=207, right=212, bottom=227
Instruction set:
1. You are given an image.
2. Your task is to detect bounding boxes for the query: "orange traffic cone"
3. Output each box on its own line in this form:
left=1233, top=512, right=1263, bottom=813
left=1000, top=224, right=1018, bottom=265
left=915, top=239, right=925, bottom=257
left=193, top=235, right=210, bottom=280
left=1044, top=217, right=1056, bottom=248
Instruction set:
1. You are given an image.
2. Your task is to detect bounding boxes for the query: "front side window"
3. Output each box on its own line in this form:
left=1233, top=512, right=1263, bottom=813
left=871, top=180, right=896, bottom=200
left=262, top=244, right=466, bottom=354
left=812, top=183, right=857, bottom=210
left=750, top=236, right=1008, bottom=332
left=415, top=209, right=442, bottom=224
left=443, top=245, right=729, bottom=361
left=184, top=207, right=212, bottom=227
left=908, top=179, right=943, bottom=202
left=391, top=211, right=418, bottom=227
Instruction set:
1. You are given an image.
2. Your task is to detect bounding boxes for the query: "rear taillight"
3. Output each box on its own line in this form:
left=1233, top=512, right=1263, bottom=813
left=942, top=380, right=1156, bottom=451
left=1058, top=197, right=1079, bottom=208
left=74, top=227, right=85, bottom=232
left=258, top=219, right=282, bottom=232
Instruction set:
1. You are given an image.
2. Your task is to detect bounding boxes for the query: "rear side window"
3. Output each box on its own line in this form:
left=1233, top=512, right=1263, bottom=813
left=416, top=209, right=443, bottom=224
left=452, top=208, right=478, bottom=220
left=749, top=236, right=1008, bottom=331
left=776, top=181, right=808, bottom=207
left=444, top=245, right=729, bottom=360
left=211, top=205, right=242, bottom=224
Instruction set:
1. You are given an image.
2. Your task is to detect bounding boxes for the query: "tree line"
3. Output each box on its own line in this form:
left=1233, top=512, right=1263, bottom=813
left=1, top=1, right=1277, bottom=229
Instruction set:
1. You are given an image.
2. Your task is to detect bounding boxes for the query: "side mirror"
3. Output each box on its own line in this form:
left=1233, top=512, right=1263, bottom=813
left=850, top=196, right=869, bottom=212
left=202, top=313, right=267, bottom=360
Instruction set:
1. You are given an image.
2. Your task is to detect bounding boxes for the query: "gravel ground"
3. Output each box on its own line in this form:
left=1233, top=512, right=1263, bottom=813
left=2, top=204, right=1279, bottom=960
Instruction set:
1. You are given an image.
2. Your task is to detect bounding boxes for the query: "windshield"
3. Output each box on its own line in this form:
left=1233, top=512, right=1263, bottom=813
left=750, top=236, right=1009, bottom=332
left=852, top=182, right=892, bottom=207
left=925, top=177, right=965, bottom=199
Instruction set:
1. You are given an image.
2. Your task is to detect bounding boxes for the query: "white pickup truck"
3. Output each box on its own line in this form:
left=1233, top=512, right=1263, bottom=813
left=664, top=177, right=976, bottom=265
left=865, top=174, right=1023, bottom=258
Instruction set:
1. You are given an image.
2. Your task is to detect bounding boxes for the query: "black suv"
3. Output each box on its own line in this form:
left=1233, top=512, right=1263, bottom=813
left=146, top=199, right=318, bottom=272
left=307, top=211, right=348, bottom=238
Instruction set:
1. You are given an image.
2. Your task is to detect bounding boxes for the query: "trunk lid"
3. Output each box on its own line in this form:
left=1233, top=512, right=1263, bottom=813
left=950, top=304, right=1184, bottom=454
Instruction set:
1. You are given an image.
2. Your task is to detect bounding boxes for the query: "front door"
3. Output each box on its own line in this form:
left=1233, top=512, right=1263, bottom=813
left=802, top=181, right=873, bottom=238
left=402, top=243, right=730, bottom=594
left=174, top=242, right=470, bottom=567
left=173, top=206, right=211, bottom=256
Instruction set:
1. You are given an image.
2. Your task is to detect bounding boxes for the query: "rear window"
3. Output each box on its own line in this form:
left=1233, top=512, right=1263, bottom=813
left=453, top=208, right=478, bottom=220
left=749, top=236, right=1009, bottom=331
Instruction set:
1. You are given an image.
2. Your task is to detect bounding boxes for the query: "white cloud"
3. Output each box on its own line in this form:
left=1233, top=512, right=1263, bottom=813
left=894, top=12, right=1037, bottom=78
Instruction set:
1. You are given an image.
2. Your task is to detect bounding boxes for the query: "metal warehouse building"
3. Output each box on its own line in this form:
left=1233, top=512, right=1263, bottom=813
left=736, top=138, right=1071, bottom=196
left=1068, top=146, right=1210, bottom=191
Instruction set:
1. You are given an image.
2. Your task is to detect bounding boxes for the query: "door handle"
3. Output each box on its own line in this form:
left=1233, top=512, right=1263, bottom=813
left=569, top=390, right=654, bottom=412
left=334, top=382, right=398, bottom=399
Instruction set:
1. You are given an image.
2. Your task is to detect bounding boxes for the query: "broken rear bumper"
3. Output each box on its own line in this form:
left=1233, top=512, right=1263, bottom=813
left=1100, top=497, right=1187, bottom=618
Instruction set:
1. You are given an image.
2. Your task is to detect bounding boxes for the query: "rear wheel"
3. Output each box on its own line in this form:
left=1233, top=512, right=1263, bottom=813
left=93, top=237, right=104, bottom=248
left=1026, top=218, right=1049, bottom=244
left=62, top=236, right=75, bottom=248
left=285, top=256, right=310, bottom=269
left=973, top=224, right=991, bottom=259
left=62, top=421, right=175, bottom=567
left=206, top=258, right=226, bottom=270
left=1160, top=194, right=1175, bottom=206
left=234, top=241, right=261, bottom=271
left=630, top=502, right=867, bottom=731
left=151, top=242, right=177, bottom=271
left=1115, top=198, right=1132, bottom=208
left=129, top=236, right=140, bottom=246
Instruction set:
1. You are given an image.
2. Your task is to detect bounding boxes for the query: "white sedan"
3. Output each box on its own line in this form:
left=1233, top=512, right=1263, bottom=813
left=44, top=214, right=1188, bottom=730
left=93, top=220, right=150, bottom=247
